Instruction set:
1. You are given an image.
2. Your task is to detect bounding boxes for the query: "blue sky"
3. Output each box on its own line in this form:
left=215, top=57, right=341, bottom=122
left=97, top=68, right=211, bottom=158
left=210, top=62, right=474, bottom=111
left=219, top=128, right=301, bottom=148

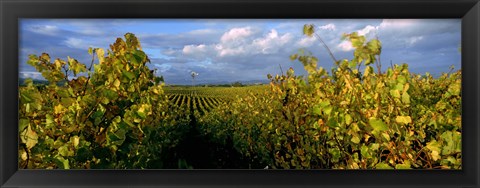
left=19, top=19, right=461, bottom=85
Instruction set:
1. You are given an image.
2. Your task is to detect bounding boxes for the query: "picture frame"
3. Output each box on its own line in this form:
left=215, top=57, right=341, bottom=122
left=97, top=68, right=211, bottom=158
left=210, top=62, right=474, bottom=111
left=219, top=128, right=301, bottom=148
left=1, top=0, right=479, bottom=187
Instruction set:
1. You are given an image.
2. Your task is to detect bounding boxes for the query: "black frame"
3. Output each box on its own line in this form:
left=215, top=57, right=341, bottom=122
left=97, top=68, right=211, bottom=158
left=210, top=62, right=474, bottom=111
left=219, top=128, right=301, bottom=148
left=1, top=0, right=479, bottom=187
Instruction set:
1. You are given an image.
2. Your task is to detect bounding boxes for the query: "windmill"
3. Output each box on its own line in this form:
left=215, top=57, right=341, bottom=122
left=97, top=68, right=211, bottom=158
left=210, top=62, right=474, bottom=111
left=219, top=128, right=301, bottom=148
left=191, top=71, right=199, bottom=87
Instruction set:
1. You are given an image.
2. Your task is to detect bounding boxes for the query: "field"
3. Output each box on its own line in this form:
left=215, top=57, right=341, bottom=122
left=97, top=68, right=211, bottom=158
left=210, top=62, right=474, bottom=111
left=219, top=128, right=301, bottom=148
left=164, top=85, right=267, bottom=115
left=18, top=31, right=462, bottom=169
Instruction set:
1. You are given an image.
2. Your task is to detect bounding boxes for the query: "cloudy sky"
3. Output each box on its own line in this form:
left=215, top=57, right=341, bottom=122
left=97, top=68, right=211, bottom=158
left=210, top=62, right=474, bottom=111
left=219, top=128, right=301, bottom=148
left=19, top=19, right=461, bottom=85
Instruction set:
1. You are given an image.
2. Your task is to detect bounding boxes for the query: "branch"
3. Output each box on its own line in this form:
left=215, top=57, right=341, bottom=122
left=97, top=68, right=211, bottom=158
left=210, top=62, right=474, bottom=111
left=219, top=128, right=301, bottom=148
left=82, top=50, right=96, bottom=96
left=311, top=25, right=337, bottom=63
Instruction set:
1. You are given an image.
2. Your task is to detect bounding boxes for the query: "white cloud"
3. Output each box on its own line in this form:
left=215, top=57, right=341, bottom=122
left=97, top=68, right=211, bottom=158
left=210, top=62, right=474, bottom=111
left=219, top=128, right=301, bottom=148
left=252, top=29, right=293, bottom=54
left=357, top=25, right=377, bottom=36
left=319, top=23, right=336, bottom=31
left=295, top=37, right=316, bottom=47
left=177, top=28, right=294, bottom=58
left=27, top=25, right=60, bottom=36
left=183, top=44, right=207, bottom=54
left=215, top=45, right=246, bottom=57
left=378, top=19, right=417, bottom=30
left=187, top=29, right=217, bottom=35
left=407, top=36, right=424, bottom=46
left=337, top=40, right=354, bottom=52
left=63, top=38, right=89, bottom=49
left=182, top=44, right=216, bottom=59
left=77, top=29, right=104, bottom=36
left=220, top=27, right=253, bottom=43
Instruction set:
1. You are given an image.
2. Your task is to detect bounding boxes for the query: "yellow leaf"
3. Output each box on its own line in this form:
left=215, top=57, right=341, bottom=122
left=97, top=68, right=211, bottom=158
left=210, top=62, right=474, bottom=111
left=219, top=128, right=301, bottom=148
left=97, top=48, right=105, bottom=63
left=431, top=150, right=440, bottom=161
left=72, top=136, right=80, bottom=148
left=113, top=79, right=121, bottom=89
left=54, top=104, right=64, bottom=114
left=395, top=116, right=412, bottom=125
left=21, top=151, right=28, bottom=160
left=351, top=136, right=360, bottom=144
left=20, top=125, right=38, bottom=149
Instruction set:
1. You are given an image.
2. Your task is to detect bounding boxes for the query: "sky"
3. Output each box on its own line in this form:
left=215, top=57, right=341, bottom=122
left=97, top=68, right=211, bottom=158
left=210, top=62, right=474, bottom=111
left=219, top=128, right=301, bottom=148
left=19, top=19, right=461, bottom=85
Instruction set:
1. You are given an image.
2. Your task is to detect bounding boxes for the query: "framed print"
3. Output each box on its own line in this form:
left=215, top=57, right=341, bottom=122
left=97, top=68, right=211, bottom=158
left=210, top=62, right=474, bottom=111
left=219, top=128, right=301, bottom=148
left=1, top=0, right=479, bottom=187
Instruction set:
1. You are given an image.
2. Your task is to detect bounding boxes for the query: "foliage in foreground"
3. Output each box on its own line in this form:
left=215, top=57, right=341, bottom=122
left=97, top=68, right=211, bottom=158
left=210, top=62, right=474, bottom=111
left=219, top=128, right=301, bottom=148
left=19, top=33, right=190, bottom=169
left=199, top=25, right=461, bottom=169
left=19, top=27, right=461, bottom=169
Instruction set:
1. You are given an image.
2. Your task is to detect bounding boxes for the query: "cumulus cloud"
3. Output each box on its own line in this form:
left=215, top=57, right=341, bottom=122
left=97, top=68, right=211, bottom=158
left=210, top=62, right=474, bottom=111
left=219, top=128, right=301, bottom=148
left=337, top=40, right=354, bottom=52
left=357, top=25, right=377, bottom=36
left=183, top=44, right=208, bottom=55
left=295, top=36, right=316, bottom=48
left=180, top=28, right=294, bottom=58
left=252, top=29, right=293, bottom=54
left=63, top=38, right=90, bottom=49
left=319, top=23, right=336, bottom=31
left=220, top=27, right=254, bottom=43
left=26, top=25, right=60, bottom=36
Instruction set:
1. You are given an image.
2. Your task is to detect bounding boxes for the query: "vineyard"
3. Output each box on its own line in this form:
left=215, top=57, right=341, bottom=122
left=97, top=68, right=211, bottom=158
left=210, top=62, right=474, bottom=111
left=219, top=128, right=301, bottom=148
left=164, top=86, right=267, bottom=115
left=18, top=27, right=461, bottom=169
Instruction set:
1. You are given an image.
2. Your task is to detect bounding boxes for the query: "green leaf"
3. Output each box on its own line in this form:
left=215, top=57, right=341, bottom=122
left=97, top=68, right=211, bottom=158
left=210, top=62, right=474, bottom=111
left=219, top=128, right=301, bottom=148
left=369, top=118, right=388, bottom=132
left=289, top=54, right=298, bottom=61
left=303, top=24, right=315, bottom=37
left=40, top=53, right=51, bottom=62
left=327, top=118, right=338, bottom=128
left=395, top=162, right=411, bottom=169
left=389, top=89, right=401, bottom=98
left=58, top=145, right=74, bottom=157
left=367, top=39, right=382, bottom=54
left=426, top=140, right=442, bottom=161
left=376, top=162, right=393, bottom=169
left=312, top=106, right=322, bottom=115
left=323, top=106, right=333, bottom=115
left=136, top=111, right=147, bottom=119
left=440, top=131, right=461, bottom=155
left=360, top=145, right=370, bottom=158
left=19, top=119, right=29, bottom=133
left=351, top=136, right=360, bottom=144
left=20, top=92, right=34, bottom=103
left=88, top=47, right=93, bottom=55
left=345, top=114, right=353, bottom=125
left=447, top=82, right=461, bottom=97
left=55, top=156, right=70, bottom=169
left=20, top=125, right=38, bottom=149
left=395, top=116, right=412, bottom=125
left=381, top=132, right=391, bottom=141
left=103, top=89, right=119, bottom=100
left=122, top=71, right=135, bottom=80
left=329, top=148, right=341, bottom=162
left=107, top=129, right=126, bottom=146
left=401, top=92, right=410, bottom=104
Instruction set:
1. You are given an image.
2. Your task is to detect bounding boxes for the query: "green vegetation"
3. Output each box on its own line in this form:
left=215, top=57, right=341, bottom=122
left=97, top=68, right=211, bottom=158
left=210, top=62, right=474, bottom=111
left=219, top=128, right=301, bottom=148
left=18, top=26, right=461, bottom=169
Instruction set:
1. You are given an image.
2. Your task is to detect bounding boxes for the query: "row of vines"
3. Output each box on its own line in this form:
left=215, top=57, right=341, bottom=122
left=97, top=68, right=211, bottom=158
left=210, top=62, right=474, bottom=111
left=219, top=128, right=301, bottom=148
left=198, top=25, right=461, bottom=169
